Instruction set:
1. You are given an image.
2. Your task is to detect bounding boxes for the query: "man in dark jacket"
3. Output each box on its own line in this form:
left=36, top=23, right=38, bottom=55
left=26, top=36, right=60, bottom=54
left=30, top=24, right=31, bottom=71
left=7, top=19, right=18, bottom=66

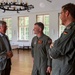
left=31, top=22, right=52, bottom=75
left=49, top=3, right=75, bottom=75
left=0, top=21, right=13, bottom=75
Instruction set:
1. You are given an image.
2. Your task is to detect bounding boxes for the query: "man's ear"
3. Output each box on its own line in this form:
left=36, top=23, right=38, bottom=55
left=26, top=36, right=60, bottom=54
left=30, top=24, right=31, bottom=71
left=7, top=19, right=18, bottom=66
left=65, top=10, right=69, bottom=17
left=39, top=27, right=42, bottom=32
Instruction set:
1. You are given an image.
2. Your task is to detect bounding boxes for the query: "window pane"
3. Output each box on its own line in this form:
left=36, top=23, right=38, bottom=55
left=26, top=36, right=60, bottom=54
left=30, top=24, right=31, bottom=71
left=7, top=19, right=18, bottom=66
left=37, top=15, right=43, bottom=22
left=44, top=15, right=49, bottom=25
left=44, top=26, right=49, bottom=35
left=3, top=18, right=12, bottom=40
left=25, top=17, right=29, bottom=25
left=59, top=25, right=65, bottom=36
left=58, top=14, right=65, bottom=36
left=18, top=16, right=29, bottom=40
left=36, top=15, right=50, bottom=36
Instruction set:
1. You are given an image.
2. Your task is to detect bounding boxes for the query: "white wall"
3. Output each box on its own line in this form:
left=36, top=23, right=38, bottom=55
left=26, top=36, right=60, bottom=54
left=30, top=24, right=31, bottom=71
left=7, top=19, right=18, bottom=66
left=0, top=0, right=75, bottom=46
left=0, top=10, right=59, bottom=46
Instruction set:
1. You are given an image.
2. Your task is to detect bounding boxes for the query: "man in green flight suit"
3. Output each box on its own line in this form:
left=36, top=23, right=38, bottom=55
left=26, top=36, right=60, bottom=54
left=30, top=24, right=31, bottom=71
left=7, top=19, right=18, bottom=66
left=49, top=3, right=75, bottom=75
left=31, top=22, right=52, bottom=75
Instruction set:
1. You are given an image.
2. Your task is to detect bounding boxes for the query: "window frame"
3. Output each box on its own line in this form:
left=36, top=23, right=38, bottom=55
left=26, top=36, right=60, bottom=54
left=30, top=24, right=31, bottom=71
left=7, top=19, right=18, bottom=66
left=58, top=13, right=65, bottom=37
left=36, top=14, right=50, bottom=36
left=18, top=16, right=29, bottom=41
left=2, top=17, right=12, bottom=41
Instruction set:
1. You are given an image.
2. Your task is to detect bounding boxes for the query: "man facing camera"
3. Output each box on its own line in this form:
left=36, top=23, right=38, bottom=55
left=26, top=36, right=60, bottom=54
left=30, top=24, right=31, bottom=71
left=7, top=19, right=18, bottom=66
left=31, top=22, right=52, bottom=75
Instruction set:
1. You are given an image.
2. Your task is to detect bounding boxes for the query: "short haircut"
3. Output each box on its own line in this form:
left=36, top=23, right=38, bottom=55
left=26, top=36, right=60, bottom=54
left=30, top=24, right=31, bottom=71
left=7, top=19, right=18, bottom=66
left=34, top=22, right=44, bottom=30
left=0, top=20, right=6, bottom=26
left=62, top=3, right=75, bottom=19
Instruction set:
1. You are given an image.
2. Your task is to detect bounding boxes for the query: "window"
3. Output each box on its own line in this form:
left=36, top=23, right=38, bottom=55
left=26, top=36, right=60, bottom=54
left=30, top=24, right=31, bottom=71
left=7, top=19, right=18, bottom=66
left=58, top=14, right=65, bottom=37
left=36, top=15, right=50, bottom=36
left=3, top=18, right=12, bottom=40
left=18, top=16, right=29, bottom=40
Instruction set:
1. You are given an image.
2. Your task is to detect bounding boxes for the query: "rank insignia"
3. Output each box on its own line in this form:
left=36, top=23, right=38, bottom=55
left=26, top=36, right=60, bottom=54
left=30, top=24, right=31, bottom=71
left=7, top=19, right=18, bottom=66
left=38, top=40, right=43, bottom=44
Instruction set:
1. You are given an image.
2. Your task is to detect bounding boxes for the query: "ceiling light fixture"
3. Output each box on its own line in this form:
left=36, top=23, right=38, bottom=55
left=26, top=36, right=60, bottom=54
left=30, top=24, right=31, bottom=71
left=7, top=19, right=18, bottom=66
left=47, top=0, right=52, bottom=3
left=0, top=0, right=34, bottom=13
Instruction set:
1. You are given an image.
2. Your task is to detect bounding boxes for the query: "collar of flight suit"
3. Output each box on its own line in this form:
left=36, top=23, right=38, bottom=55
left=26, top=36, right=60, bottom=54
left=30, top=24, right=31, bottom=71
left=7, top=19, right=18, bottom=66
left=66, top=21, right=75, bottom=30
left=0, top=33, right=3, bottom=36
left=37, top=33, right=44, bottom=39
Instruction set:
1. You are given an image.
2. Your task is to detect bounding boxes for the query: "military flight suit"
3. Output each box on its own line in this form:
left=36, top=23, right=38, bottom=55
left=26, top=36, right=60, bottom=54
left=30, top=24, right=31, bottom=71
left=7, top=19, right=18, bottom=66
left=49, top=22, right=75, bottom=75
left=31, top=33, right=52, bottom=75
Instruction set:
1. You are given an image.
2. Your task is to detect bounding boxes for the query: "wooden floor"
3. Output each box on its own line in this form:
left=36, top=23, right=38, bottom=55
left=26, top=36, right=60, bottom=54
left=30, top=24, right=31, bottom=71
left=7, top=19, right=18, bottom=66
left=11, top=50, right=33, bottom=75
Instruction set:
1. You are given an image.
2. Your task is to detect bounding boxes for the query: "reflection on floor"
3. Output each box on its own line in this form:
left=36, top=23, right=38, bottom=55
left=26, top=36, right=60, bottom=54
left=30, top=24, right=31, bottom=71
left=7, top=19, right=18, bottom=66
left=11, top=50, right=33, bottom=75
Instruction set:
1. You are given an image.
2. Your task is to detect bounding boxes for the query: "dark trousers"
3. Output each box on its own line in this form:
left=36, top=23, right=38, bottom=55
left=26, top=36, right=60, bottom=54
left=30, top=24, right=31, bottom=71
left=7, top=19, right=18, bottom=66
left=46, top=73, right=50, bottom=75
left=1, top=59, right=11, bottom=75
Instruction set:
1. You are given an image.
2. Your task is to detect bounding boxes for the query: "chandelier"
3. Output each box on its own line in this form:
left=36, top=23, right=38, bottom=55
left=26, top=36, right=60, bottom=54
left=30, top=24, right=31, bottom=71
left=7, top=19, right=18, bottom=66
left=47, top=0, right=52, bottom=2
left=0, top=0, right=34, bottom=13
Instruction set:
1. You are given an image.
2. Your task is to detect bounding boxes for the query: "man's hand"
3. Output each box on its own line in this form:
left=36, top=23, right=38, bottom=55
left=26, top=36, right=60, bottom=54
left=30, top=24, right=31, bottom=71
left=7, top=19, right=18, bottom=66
left=46, top=67, right=52, bottom=73
left=7, top=51, right=13, bottom=58
left=32, top=57, right=34, bottom=63
left=50, top=43, right=53, bottom=48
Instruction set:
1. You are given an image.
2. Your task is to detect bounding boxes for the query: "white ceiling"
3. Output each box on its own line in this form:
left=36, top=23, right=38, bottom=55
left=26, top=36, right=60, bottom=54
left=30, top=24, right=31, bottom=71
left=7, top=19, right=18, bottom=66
left=0, top=0, right=75, bottom=15
left=31, top=0, right=75, bottom=12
